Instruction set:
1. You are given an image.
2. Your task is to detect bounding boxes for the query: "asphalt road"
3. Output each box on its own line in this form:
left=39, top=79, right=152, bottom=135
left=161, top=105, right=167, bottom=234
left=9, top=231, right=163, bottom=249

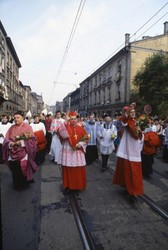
left=0, top=153, right=168, bottom=250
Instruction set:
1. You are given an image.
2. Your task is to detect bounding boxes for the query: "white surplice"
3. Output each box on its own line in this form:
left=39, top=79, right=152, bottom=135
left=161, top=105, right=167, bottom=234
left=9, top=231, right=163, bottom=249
left=0, top=122, right=12, bottom=144
left=98, top=123, right=117, bottom=155
left=49, top=118, right=64, bottom=164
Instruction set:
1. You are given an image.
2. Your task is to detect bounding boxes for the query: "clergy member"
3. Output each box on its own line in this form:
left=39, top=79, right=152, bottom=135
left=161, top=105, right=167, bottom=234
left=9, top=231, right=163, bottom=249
left=59, top=111, right=89, bottom=192
left=98, top=114, right=117, bottom=172
left=0, top=115, right=11, bottom=163
left=49, top=111, right=64, bottom=164
left=3, top=111, right=38, bottom=189
left=30, top=115, right=46, bottom=165
left=85, top=114, right=98, bottom=165
left=113, top=103, right=144, bottom=203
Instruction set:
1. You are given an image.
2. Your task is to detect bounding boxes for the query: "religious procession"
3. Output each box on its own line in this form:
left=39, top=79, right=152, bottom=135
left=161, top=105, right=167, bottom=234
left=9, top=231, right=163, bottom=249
left=0, top=102, right=168, bottom=249
left=0, top=102, right=167, bottom=197
left=1, top=1, right=168, bottom=249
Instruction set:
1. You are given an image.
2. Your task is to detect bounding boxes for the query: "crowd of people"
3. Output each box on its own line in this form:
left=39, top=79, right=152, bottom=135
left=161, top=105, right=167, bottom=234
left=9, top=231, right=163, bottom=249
left=0, top=104, right=167, bottom=203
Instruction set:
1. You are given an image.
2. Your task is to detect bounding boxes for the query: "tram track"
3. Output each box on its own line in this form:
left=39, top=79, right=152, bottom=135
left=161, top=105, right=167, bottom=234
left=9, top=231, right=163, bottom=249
left=67, top=191, right=97, bottom=250
left=153, top=169, right=168, bottom=180
left=96, top=159, right=168, bottom=220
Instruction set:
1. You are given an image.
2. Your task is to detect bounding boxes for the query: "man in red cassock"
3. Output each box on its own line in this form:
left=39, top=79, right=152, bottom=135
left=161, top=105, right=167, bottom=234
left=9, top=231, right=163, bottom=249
left=58, top=111, right=89, bottom=192
left=113, top=103, right=144, bottom=203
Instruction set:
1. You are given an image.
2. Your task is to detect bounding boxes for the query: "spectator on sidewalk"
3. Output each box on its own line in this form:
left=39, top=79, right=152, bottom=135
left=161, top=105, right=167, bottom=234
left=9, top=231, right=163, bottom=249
left=162, top=120, right=168, bottom=162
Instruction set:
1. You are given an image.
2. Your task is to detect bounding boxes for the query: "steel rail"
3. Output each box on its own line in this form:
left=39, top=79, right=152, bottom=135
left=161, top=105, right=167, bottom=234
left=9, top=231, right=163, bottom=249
left=138, top=194, right=168, bottom=220
left=153, top=169, right=168, bottom=180
left=96, top=159, right=168, bottom=220
left=67, top=191, right=96, bottom=250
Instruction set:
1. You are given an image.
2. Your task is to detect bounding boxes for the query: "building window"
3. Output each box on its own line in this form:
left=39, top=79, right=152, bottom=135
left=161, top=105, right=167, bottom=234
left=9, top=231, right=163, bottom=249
left=103, top=70, right=106, bottom=81
left=7, top=68, right=9, bottom=80
left=7, top=53, right=9, bottom=66
left=99, top=74, right=101, bottom=85
left=95, top=76, right=97, bottom=87
left=108, top=67, right=111, bottom=78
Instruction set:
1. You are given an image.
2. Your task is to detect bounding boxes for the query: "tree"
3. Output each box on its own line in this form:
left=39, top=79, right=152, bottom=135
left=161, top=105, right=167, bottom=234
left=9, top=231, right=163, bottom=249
left=132, top=52, right=168, bottom=118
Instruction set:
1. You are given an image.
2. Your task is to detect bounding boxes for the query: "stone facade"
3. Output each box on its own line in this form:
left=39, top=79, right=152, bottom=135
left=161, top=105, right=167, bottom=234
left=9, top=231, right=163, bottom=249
left=35, top=94, right=44, bottom=114
left=79, top=49, right=130, bottom=117
left=79, top=22, right=168, bottom=117
left=70, top=88, right=80, bottom=112
left=63, top=92, right=73, bottom=112
left=0, top=21, right=21, bottom=115
left=0, top=21, right=44, bottom=117
left=55, top=101, right=63, bottom=113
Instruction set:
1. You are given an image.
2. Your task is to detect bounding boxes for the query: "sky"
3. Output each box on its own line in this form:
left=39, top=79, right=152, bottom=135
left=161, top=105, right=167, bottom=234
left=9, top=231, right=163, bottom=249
left=0, top=0, right=168, bottom=105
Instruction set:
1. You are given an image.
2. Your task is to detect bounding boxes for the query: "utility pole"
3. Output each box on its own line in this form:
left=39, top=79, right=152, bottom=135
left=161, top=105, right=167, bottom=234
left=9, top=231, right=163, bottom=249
left=68, top=96, right=71, bottom=111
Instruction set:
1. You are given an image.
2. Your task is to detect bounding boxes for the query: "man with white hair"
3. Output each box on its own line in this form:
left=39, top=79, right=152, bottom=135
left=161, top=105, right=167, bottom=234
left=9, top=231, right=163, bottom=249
left=98, top=114, right=117, bottom=172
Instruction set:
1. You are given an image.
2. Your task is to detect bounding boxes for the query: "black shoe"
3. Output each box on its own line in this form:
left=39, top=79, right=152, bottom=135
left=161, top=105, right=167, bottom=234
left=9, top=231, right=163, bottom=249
left=63, top=188, right=70, bottom=195
left=124, top=189, right=129, bottom=195
left=143, top=175, right=150, bottom=179
left=29, top=179, right=35, bottom=183
left=129, top=195, right=137, bottom=204
left=101, top=167, right=106, bottom=173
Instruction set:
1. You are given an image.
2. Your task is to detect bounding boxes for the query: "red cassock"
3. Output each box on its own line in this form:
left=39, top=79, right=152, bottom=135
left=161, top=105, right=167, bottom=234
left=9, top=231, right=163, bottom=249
left=61, top=123, right=88, bottom=190
left=34, top=130, right=46, bottom=151
left=143, top=131, right=161, bottom=155
left=113, top=115, right=144, bottom=196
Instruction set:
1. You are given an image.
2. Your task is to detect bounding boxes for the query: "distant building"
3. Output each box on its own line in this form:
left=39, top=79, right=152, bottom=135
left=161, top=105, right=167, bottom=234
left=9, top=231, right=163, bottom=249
left=70, top=88, right=80, bottom=112
left=30, top=92, right=38, bottom=116
left=47, top=105, right=56, bottom=115
left=0, top=21, right=21, bottom=115
left=24, top=85, right=31, bottom=113
left=79, top=22, right=168, bottom=117
left=55, top=101, right=63, bottom=112
left=32, top=92, right=44, bottom=114
left=0, top=21, right=44, bottom=117
left=63, top=92, right=73, bottom=112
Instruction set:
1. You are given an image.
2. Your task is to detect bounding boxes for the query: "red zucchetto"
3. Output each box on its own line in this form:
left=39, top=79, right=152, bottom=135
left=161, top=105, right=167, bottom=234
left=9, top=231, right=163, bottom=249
left=68, top=111, right=78, bottom=117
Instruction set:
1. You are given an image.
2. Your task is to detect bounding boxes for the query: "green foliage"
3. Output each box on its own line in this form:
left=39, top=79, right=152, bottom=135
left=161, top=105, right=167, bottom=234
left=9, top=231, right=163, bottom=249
left=133, top=52, right=168, bottom=117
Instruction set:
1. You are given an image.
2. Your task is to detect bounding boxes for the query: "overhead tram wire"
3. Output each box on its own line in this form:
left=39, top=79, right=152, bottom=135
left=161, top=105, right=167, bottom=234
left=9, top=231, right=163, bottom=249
left=48, top=0, right=84, bottom=103
left=48, top=0, right=86, bottom=104
left=83, top=1, right=168, bottom=79
left=132, top=2, right=168, bottom=37
left=48, top=1, right=167, bottom=104
left=54, top=0, right=85, bottom=82
left=136, top=11, right=168, bottom=40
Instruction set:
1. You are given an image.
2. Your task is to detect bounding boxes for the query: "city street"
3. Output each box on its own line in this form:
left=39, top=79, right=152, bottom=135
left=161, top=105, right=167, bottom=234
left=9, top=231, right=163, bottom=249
left=0, top=2, right=168, bottom=250
left=0, top=153, right=168, bottom=250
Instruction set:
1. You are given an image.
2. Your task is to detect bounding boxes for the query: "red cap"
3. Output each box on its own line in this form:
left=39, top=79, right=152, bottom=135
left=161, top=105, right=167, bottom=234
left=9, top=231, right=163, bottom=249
left=123, top=106, right=129, bottom=113
left=68, top=111, right=78, bottom=117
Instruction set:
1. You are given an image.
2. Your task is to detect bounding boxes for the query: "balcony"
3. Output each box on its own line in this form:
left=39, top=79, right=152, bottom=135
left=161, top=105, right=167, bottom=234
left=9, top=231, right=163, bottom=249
left=0, top=84, right=8, bottom=103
